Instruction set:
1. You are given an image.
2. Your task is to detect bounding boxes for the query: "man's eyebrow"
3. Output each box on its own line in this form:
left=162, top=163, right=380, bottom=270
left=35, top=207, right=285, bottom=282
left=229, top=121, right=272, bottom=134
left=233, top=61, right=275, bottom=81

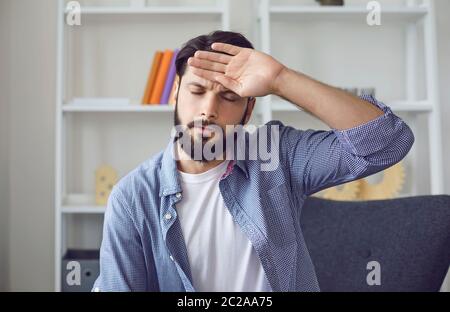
left=187, top=82, right=206, bottom=88
left=221, top=89, right=239, bottom=96
left=186, top=82, right=239, bottom=96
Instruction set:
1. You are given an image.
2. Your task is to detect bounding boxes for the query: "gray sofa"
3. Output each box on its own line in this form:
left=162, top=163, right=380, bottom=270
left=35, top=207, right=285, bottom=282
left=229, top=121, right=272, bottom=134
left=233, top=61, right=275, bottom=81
left=301, top=195, right=450, bottom=291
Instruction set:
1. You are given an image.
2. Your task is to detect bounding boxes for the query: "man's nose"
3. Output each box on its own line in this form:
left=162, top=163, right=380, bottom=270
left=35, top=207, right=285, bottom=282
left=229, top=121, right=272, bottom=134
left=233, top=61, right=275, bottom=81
left=200, top=94, right=219, bottom=120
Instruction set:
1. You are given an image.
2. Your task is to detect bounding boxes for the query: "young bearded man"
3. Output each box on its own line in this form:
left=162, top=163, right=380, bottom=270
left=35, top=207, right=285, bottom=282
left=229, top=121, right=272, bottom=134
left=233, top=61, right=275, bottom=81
left=93, top=30, right=414, bottom=292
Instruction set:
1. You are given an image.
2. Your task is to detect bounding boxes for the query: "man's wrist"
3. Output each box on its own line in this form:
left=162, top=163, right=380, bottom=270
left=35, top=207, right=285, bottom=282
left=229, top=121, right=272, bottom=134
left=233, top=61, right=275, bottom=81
left=271, top=66, right=291, bottom=97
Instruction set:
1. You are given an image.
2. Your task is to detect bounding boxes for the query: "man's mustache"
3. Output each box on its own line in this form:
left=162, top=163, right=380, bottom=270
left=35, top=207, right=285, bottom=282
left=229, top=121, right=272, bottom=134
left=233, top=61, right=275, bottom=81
left=186, top=119, right=216, bottom=129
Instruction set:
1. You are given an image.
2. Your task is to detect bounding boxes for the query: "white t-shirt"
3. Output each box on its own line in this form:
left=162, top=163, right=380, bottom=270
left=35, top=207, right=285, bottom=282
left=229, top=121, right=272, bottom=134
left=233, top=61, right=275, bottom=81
left=176, top=160, right=272, bottom=292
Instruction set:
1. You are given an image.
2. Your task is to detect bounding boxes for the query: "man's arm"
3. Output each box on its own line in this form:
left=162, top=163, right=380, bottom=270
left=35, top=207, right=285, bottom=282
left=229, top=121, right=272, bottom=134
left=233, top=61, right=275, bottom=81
left=272, top=68, right=384, bottom=130
left=189, top=42, right=383, bottom=130
left=92, top=187, right=148, bottom=291
left=275, top=94, right=414, bottom=197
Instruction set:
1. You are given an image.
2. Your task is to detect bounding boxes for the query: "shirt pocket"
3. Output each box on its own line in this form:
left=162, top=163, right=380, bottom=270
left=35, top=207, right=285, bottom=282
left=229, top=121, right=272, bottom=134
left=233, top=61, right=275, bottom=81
left=261, top=183, right=297, bottom=247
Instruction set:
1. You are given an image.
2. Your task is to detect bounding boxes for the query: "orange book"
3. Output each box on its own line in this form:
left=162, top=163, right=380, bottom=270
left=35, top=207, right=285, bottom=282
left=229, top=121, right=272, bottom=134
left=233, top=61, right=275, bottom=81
left=168, top=74, right=179, bottom=106
left=149, top=49, right=174, bottom=105
left=141, top=51, right=163, bottom=105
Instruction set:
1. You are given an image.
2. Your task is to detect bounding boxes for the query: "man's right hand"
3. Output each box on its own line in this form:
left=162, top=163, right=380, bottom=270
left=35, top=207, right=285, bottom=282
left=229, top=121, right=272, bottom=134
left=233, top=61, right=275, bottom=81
left=188, top=42, right=286, bottom=98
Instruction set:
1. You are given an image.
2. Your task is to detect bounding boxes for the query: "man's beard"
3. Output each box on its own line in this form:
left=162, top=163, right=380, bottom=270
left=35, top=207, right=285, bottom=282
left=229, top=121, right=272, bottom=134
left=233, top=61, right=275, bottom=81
left=173, top=95, right=249, bottom=163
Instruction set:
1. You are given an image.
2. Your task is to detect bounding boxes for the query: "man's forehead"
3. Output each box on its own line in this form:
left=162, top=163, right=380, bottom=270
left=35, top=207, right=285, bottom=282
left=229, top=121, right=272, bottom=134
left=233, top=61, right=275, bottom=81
left=184, top=66, right=231, bottom=93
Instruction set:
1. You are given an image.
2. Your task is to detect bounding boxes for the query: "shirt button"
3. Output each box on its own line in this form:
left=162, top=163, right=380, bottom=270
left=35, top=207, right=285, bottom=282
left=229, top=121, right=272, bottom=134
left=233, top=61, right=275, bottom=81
left=170, top=255, right=174, bottom=261
left=164, top=213, right=172, bottom=220
left=175, top=192, right=182, bottom=198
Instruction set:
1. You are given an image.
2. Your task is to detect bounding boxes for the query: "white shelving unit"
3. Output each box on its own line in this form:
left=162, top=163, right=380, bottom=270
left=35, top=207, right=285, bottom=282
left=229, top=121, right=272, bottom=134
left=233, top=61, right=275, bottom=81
left=79, top=6, right=224, bottom=13
left=269, top=5, right=428, bottom=21
left=256, top=0, right=447, bottom=290
left=257, top=0, right=443, bottom=194
left=54, top=0, right=230, bottom=292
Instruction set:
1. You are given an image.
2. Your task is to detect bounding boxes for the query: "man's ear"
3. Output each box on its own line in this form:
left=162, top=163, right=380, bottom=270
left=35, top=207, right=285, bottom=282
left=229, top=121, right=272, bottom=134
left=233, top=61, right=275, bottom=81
left=243, top=97, right=256, bottom=124
left=169, top=75, right=180, bottom=105
left=174, top=75, right=180, bottom=101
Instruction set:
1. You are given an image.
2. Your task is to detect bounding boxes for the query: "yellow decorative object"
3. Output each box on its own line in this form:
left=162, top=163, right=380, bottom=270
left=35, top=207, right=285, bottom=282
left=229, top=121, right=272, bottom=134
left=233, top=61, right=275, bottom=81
left=318, top=179, right=361, bottom=201
left=358, top=162, right=405, bottom=200
left=315, top=161, right=406, bottom=201
left=95, top=165, right=118, bottom=205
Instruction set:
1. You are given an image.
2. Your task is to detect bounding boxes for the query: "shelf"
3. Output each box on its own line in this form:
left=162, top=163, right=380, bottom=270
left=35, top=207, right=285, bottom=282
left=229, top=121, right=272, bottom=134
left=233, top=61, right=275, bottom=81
left=62, top=194, right=106, bottom=214
left=271, top=100, right=433, bottom=113
left=62, top=206, right=106, bottom=214
left=65, top=6, right=223, bottom=15
left=63, top=5, right=225, bottom=24
left=62, top=104, right=174, bottom=112
left=269, top=5, right=428, bottom=23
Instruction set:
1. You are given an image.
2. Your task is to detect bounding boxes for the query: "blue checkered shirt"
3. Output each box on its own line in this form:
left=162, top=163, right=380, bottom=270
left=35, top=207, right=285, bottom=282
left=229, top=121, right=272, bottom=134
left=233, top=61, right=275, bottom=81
left=92, top=95, right=414, bottom=292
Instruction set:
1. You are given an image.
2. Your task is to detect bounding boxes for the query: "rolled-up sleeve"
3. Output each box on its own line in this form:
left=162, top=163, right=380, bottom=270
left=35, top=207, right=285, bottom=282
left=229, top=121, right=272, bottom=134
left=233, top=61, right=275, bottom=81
left=92, top=187, right=147, bottom=291
left=278, top=94, right=415, bottom=196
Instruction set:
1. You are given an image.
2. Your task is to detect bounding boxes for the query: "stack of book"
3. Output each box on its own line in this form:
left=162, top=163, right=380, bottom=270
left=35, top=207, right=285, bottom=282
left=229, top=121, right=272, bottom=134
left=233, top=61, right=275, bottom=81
left=141, top=48, right=179, bottom=106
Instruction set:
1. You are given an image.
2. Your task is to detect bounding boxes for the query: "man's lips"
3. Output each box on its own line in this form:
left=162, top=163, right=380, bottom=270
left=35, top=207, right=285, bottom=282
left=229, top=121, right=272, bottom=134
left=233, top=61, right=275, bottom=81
left=193, top=125, right=214, bottom=136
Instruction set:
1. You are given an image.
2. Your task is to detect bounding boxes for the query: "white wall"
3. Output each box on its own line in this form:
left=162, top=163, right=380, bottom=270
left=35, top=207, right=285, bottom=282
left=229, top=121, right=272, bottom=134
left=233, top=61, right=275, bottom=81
left=1, top=0, right=449, bottom=291
left=0, top=0, right=12, bottom=292
left=7, top=0, right=57, bottom=291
